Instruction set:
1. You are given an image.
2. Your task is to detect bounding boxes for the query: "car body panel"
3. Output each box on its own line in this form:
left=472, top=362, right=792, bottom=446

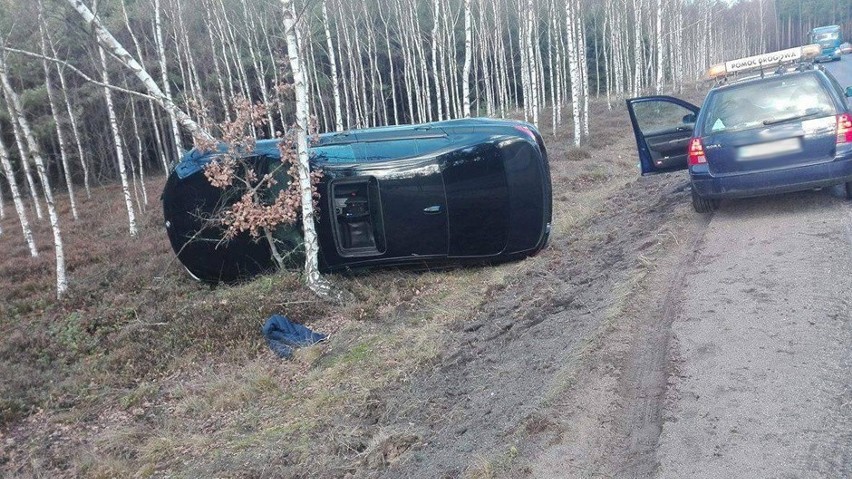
left=162, top=118, right=553, bottom=282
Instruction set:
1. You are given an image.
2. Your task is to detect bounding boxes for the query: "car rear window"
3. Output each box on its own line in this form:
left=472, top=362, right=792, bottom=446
left=702, top=73, right=837, bottom=136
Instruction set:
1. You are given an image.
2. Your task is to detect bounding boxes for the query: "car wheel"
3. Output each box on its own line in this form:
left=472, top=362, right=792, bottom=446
left=845, top=181, right=852, bottom=200
left=691, top=189, right=718, bottom=213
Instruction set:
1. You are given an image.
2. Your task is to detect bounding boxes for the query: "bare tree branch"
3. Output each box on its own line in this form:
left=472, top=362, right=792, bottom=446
left=1, top=45, right=159, bottom=102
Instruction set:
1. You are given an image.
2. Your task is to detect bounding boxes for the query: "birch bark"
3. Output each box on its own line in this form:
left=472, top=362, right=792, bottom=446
left=39, top=1, right=78, bottom=221
left=64, top=0, right=212, bottom=144
left=98, top=44, right=138, bottom=237
left=322, top=0, right=344, bottom=131
left=0, top=56, right=66, bottom=297
left=4, top=89, right=43, bottom=221
left=152, top=0, right=186, bottom=158
left=462, top=0, right=472, bottom=117
left=565, top=0, right=582, bottom=145
left=0, top=134, right=37, bottom=257
left=280, top=0, right=340, bottom=300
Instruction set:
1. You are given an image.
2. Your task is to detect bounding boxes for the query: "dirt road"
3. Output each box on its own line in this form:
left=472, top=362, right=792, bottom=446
left=658, top=188, right=852, bottom=478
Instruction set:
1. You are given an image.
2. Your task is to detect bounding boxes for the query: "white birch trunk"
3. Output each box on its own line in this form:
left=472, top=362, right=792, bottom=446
left=565, top=0, right=582, bottom=146
left=462, top=0, right=472, bottom=118
left=655, top=0, right=663, bottom=93
left=151, top=0, right=187, bottom=158
left=323, top=0, right=344, bottom=131
left=64, top=0, right=212, bottom=146
left=120, top=0, right=168, bottom=173
left=98, top=44, right=138, bottom=237
left=0, top=57, right=66, bottom=297
left=379, top=9, right=400, bottom=125
left=129, top=96, right=149, bottom=207
left=4, top=93, right=44, bottom=221
left=202, top=0, right=230, bottom=120
left=39, top=2, right=78, bottom=221
left=0, top=134, right=37, bottom=257
left=526, top=0, right=539, bottom=126
left=518, top=0, right=529, bottom=122
left=281, top=0, right=338, bottom=300
left=578, top=16, right=590, bottom=139
left=432, top=0, right=444, bottom=121
left=632, top=0, right=643, bottom=96
left=49, top=42, right=92, bottom=195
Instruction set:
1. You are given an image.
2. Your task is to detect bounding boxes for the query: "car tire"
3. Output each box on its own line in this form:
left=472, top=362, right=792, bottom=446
left=845, top=181, right=852, bottom=200
left=691, top=189, right=718, bottom=213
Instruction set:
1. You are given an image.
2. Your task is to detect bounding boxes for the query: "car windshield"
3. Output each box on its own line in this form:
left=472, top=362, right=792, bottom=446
left=814, top=32, right=839, bottom=41
left=702, top=74, right=836, bottom=136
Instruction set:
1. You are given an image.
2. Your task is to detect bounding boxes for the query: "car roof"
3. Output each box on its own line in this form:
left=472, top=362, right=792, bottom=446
left=811, top=25, right=840, bottom=32
left=708, top=67, right=823, bottom=93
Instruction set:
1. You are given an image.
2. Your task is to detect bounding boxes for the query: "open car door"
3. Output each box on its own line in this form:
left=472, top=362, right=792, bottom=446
left=626, top=96, right=700, bottom=175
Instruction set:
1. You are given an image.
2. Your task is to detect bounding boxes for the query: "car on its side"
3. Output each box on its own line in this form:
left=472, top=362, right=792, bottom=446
left=162, top=118, right=553, bottom=282
left=627, top=46, right=852, bottom=213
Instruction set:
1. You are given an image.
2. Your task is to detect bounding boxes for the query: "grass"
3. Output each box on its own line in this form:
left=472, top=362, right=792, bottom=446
left=0, top=96, right=647, bottom=477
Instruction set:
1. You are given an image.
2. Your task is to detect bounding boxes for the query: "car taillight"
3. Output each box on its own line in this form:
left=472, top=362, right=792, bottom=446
left=837, top=113, right=852, bottom=144
left=687, top=137, right=706, bottom=166
left=513, top=125, right=537, bottom=142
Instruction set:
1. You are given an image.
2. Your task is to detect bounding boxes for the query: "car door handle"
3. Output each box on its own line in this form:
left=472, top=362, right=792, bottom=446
left=423, top=205, right=442, bottom=214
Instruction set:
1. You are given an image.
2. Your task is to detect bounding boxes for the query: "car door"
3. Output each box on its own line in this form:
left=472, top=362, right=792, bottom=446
left=626, top=96, right=700, bottom=175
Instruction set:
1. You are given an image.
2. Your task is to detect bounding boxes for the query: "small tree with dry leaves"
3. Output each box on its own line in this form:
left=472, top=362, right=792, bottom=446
left=198, top=96, right=322, bottom=271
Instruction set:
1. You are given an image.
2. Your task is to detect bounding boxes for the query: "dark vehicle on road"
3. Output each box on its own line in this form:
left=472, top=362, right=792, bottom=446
left=808, top=25, right=843, bottom=62
left=162, top=118, right=552, bottom=282
left=627, top=45, right=852, bottom=212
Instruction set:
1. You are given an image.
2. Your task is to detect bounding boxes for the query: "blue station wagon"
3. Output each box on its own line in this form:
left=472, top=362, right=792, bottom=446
left=628, top=50, right=852, bottom=212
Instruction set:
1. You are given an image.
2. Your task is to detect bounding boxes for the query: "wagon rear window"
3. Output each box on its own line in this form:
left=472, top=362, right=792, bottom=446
left=701, top=74, right=836, bottom=135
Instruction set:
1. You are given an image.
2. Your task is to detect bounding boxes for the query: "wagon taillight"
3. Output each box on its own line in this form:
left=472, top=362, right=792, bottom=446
left=836, top=113, right=852, bottom=144
left=687, top=137, right=707, bottom=166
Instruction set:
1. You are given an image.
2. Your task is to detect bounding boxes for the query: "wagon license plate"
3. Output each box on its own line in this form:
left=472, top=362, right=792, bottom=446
left=738, top=138, right=802, bottom=160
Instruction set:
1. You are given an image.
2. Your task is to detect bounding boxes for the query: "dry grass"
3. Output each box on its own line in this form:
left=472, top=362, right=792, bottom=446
left=0, top=96, right=648, bottom=477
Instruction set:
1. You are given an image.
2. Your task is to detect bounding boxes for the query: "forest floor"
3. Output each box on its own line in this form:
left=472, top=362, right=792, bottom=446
left=1, top=88, right=850, bottom=478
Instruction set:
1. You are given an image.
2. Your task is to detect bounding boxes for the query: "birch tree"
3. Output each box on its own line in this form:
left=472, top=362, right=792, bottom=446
left=654, top=0, right=664, bottom=93
left=153, top=0, right=186, bottom=157
left=38, top=0, right=78, bottom=221
left=0, top=133, right=37, bottom=257
left=322, top=0, right=344, bottom=132
left=98, top=40, right=138, bottom=237
left=4, top=86, right=44, bottom=221
left=462, top=0, right=472, bottom=117
left=281, top=0, right=344, bottom=301
left=0, top=55, right=67, bottom=297
left=565, top=0, right=582, bottom=145
left=63, top=0, right=213, bottom=143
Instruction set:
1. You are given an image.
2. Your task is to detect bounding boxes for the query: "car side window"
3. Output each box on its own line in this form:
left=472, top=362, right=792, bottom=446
left=632, top=101, right=695, bottom=135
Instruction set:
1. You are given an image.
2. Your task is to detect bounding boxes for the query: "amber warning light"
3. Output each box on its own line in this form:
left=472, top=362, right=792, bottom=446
left=707, top=44, right=821, bottom=79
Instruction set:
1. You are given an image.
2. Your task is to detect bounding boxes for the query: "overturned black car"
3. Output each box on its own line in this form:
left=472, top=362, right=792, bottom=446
left=162, top=118, right=553, bottom=282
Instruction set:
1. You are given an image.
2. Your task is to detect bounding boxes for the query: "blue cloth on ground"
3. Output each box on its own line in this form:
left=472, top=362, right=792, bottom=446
left=262, top=314, right=328, bottom=358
